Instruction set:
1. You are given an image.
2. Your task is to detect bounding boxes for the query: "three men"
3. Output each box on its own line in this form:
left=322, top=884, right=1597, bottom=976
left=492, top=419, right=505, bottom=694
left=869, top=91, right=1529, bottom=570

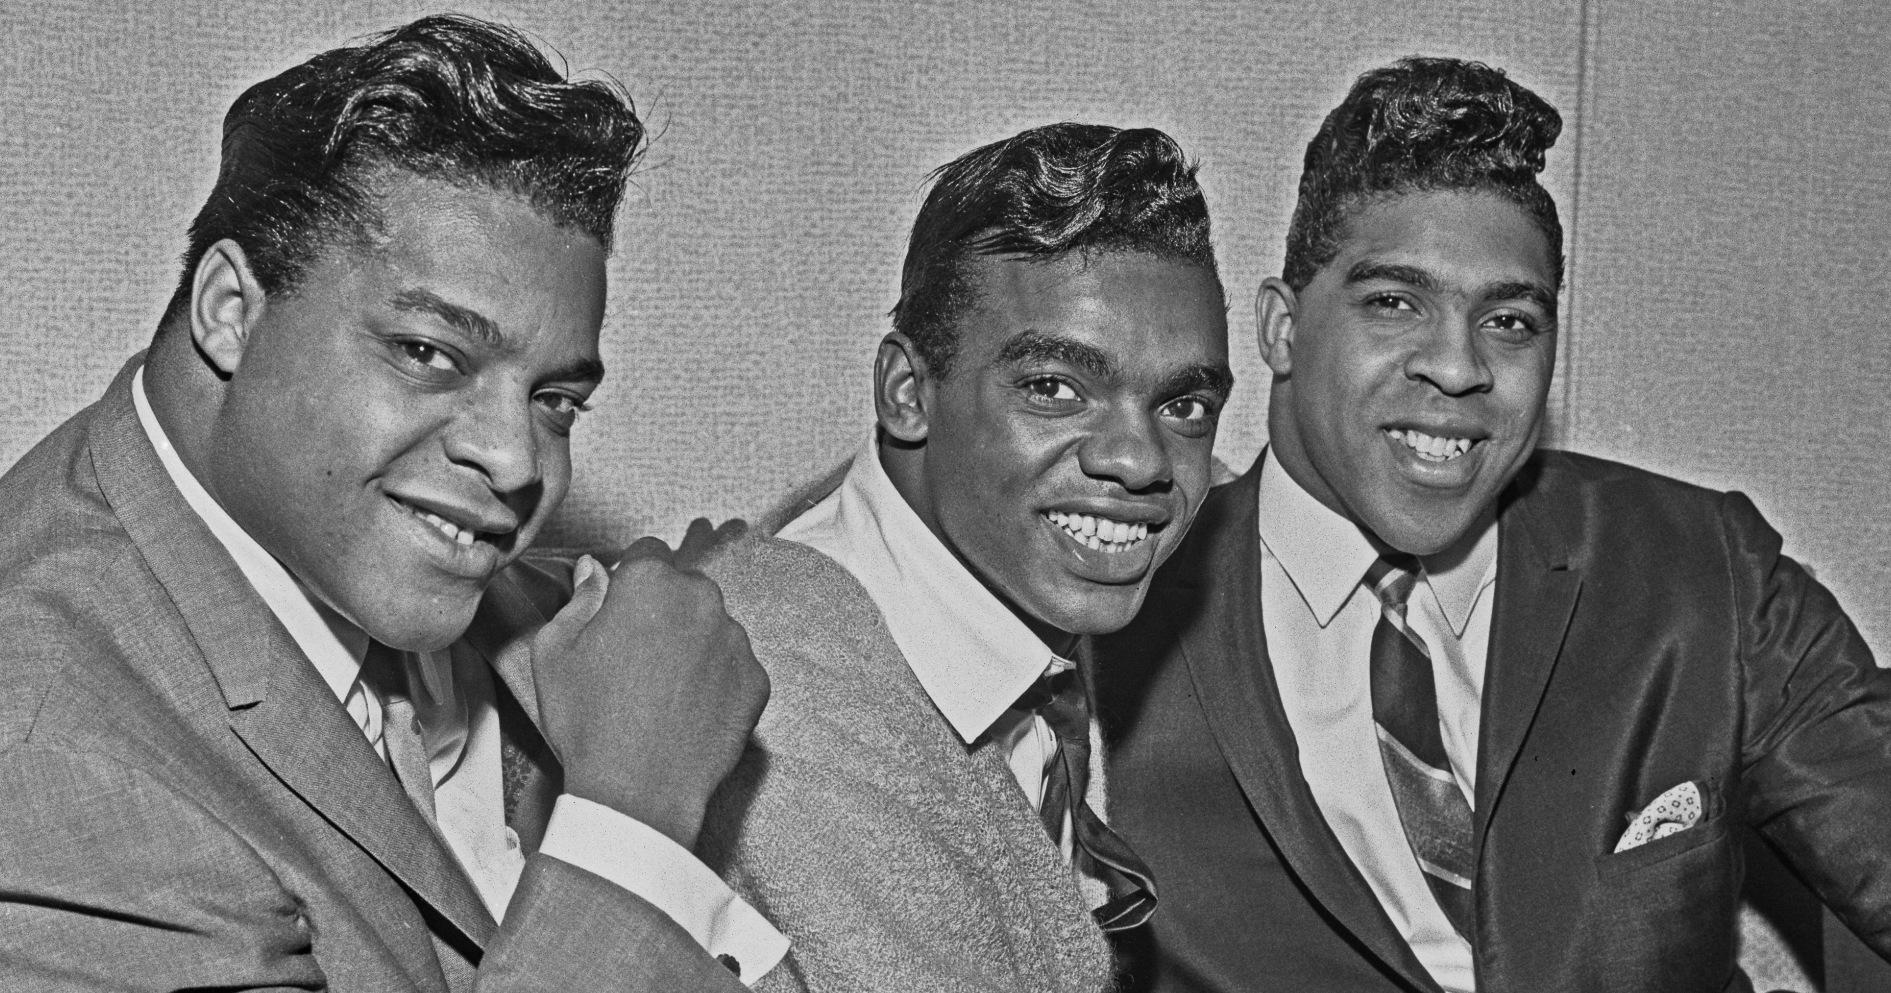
left=701, top=122, right=1233, bottom=991
left=0, top=16, right=778, bottom=990
left=1098, top=56, right=1891, bottom=992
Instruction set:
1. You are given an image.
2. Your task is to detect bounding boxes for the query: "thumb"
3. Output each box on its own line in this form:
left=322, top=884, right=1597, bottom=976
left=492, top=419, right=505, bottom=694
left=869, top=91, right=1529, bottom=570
left=546, top=554, right=610, bottom=635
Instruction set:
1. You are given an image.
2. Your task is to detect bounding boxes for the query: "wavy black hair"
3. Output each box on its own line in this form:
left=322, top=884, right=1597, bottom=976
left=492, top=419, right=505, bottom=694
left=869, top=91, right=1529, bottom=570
left=159, top=14, right=643, bottom=326
left=1282, top=56, right=1564, bottom=291
left=891, top=122, right=1220, bottom=378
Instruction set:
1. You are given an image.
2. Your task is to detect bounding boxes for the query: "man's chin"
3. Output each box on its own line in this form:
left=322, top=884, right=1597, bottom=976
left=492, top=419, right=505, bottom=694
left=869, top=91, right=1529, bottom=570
left=1026, top=584, right=1149, bottom=640
left=1366, top=506, right=1485, bottom=557
left=348, top=598, right=482, bottom=654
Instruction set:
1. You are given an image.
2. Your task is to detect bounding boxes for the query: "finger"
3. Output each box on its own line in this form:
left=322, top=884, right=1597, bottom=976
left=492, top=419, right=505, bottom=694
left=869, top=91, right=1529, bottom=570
left=545, top=554, right=610, bottom=632
left=613, top=535, right=675, bottom=570
left=673, top=518, right=720, bottom=570
left=676, top=517, right=749, bottom=571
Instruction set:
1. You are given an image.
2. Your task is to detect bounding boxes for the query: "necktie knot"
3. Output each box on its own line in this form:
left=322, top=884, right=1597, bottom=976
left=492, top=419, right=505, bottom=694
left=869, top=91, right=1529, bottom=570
left=1016, top=668, right=1085, bottom=739
left=1365, top=553, right=1423, bottom=611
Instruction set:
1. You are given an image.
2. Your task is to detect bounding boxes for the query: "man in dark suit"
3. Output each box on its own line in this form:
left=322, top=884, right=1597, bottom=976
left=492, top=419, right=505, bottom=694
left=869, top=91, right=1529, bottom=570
left=0, top=15, right=778, bottom=990
left=1096, top=56, right=1891, bottom=993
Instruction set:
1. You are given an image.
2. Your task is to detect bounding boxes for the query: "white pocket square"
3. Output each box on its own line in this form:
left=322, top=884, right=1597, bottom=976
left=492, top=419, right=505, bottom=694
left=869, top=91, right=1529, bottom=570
left=1613, top=781, right=1704, bottom=854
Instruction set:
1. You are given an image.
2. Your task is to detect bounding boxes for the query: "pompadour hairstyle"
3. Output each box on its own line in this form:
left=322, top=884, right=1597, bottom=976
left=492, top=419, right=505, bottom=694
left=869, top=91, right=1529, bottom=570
left=891, top=122, right=1221, bottom=378
left=160, top=13, right=643, bottom=325
left=1282, top=56, right=1564, bottom=291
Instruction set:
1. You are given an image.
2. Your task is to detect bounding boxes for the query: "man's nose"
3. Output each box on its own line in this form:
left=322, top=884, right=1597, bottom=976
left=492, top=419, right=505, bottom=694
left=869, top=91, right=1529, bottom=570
left=1079, top=406, right=1174, bottom=492
left=1405, top=318, right=1494, bottom=396
left=442, top=386, right=542, bottom=495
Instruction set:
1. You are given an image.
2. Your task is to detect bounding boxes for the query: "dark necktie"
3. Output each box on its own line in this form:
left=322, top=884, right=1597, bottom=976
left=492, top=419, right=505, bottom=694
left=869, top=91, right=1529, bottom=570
left=1364, top=555, right=1476, bottom=941
left=359, top=641, right=437, bottom=821
left=1017, top=668, right=1158, bottom=931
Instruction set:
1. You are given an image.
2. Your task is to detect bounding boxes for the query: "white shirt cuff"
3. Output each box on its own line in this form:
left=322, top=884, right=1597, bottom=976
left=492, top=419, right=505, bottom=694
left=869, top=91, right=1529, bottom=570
left=538, top=794, right=788, bottom=984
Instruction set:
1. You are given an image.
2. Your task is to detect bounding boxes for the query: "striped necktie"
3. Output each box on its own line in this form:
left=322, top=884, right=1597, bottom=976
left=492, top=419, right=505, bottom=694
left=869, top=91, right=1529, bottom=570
left=1363, top=555, right=1475, bottom=941
left=359, top=641, right=437, bottom=821
left=1018, top=668, right=1159, bottom=931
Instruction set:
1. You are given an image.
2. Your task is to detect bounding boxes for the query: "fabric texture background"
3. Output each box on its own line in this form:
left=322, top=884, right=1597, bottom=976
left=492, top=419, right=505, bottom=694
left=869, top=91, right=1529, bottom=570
left=2, top=1, right=1884, bottom=988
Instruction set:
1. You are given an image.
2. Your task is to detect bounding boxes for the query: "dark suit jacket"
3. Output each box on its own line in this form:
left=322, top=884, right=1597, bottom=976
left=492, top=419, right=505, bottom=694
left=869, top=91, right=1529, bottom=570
left=1095, top=450, right=1891, bottom=993
left=0, top=358, right=747, bottom=992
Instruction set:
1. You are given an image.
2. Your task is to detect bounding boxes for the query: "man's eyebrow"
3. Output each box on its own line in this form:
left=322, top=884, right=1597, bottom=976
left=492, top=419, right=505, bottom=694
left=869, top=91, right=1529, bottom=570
left=1157, top=363, right=1236, bottom=401
left=1346, top=261, right=1558, bottom=313
left=391, top=288, right=502, bottom=346
left=993, top=331, right=1118, bottom=379
left=1481, top=279, right=1559, bottom=312
left=552, top=356, right=607, bottom=385
left=1345, top=260, right=1437, bottom=291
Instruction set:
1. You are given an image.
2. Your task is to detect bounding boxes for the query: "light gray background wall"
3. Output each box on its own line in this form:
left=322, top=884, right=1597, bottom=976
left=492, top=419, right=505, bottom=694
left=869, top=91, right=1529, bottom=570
left=2, top=1, right=1885, bottom=987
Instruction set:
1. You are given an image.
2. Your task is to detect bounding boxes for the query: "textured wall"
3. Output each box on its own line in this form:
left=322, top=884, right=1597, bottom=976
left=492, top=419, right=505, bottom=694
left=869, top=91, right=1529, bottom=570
left=2, top=1, right=1885, bottom=987
left=1565, top=0, right=1891, bottom=654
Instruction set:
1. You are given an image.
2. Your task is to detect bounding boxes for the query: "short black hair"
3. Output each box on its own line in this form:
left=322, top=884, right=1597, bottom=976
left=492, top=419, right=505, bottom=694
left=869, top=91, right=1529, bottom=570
left=159, top=13, right=643, bottom=326
left=892, top=122, right=1220, bottom=378
left=1282, top=56, right=1564, bottom=291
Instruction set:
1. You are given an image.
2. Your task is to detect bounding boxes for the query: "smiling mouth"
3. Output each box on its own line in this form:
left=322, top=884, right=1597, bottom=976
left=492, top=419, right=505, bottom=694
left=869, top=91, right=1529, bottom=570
left=391, top=496, right=500, bottom=552
left=1385, top=427, right=1477, bottom=463
left=1045, top=511, right=1152, bottom=553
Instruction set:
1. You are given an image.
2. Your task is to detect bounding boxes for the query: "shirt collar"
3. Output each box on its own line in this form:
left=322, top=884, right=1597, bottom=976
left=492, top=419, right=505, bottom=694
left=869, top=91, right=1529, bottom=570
left=131, top=365, right=370, bottom=701
left=1257, top=448, right=1497, bottom=636
left=776, top=433, right=1066, bottom=744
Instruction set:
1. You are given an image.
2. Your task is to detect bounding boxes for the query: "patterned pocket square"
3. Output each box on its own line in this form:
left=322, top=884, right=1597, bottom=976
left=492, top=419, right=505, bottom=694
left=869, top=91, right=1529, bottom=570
left=1613, top=780, right=1704, bottom=854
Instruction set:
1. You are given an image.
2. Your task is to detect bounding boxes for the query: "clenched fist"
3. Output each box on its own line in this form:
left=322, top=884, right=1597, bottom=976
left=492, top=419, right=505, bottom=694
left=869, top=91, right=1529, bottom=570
left=530, top=519, right=769, bottom=849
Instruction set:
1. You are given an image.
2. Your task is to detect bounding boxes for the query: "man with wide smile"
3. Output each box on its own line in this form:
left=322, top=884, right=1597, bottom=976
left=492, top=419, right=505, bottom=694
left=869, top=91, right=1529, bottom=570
left=1097, top=57, right=1891, bottom=993
left=698, top=122, right=1231, bottom=992
left=0, top=16, right=780, bottom=990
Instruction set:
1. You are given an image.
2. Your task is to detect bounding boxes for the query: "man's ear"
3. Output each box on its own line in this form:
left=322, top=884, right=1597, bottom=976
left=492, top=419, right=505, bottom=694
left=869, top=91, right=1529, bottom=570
left=873, top=332, right=931, bottom=444
left=1256, top=277, right=1297, bottom=377
left=189, top=239, right=267, bottom=377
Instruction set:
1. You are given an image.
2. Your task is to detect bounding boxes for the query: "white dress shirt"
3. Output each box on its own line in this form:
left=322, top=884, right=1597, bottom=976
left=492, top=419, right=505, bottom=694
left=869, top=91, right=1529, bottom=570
left=132, top=367, right=785, bottom=983
left=1258, top=449, right=1497, bottom=993
left=777, top=437, right=1101, bottom=875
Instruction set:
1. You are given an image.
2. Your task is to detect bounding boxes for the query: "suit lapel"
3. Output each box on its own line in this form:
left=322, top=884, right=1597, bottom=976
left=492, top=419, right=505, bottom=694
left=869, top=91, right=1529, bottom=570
left=1474, top=464, right=1583, bottom=840
left=1180, top=459, right=1440, bottom=991
left=87, top=362, right=497, bottom=955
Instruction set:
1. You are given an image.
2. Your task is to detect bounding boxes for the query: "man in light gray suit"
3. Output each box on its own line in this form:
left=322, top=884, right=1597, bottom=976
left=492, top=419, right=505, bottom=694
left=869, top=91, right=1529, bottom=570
left=701, top=122, right=1233, bottom=993
left=0, top=15, right=781, bottom=990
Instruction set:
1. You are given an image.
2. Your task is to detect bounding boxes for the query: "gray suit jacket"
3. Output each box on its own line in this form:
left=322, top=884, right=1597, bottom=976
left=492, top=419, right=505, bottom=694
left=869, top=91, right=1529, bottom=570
left=0, top=357, right=747, bottom=992
left=701, top=537, right=1114, bottom=993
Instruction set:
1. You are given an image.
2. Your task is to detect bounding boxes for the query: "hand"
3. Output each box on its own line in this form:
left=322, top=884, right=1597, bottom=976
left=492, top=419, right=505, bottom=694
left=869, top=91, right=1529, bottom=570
left=530, top=519, right=769, bottom=849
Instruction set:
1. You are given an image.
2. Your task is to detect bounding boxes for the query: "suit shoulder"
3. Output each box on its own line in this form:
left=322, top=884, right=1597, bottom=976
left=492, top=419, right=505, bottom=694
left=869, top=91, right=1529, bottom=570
left=708, top=536, right=897, bottom=675
left=1520, top=449, right=1726, bottom=505
left=708, top=536, right=881, bottom=631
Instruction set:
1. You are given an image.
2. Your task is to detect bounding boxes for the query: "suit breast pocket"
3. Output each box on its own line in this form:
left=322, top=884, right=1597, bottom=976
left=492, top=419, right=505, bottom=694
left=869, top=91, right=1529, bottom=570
left=1595, top=807, right=1734, bottom=880
left=1583, top=808, right=1741, bottom=991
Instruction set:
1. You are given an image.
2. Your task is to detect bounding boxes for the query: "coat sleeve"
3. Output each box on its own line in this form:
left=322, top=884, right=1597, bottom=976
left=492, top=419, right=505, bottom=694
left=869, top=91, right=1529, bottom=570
left=1728, top=490, right=1891, bottom=955
left=477, top=854, right=752, bottom=993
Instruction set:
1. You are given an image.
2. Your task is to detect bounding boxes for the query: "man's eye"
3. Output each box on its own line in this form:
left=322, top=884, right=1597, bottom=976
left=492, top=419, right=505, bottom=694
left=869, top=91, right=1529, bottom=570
left=1160, top=396, right=1220, bottom=438
left=1483, top=312, right=1539, bottom=342
left=1162, top=397, right=1213, bottom=422
left=535, top=391, right=592, bottom=428
left=1024, top=377, right=1080, bottom=402
left=1365, top=294, right=1415, bottom=313
left=397, top=341, right=459, bottom=373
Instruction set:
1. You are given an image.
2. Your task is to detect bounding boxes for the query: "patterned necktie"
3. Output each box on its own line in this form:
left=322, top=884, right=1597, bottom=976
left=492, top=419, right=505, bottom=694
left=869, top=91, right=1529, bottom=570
left=1363, top=555, right=1475, bottom=941
left=359, top=641, right=437, bottom=821
left=1017, top=668, right=1159, bottom=931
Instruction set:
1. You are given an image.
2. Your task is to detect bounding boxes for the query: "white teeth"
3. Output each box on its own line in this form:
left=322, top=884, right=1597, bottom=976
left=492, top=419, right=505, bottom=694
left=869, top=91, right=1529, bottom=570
left=1045, top=511, right=1152, bottom=553
left=1388, top=428, right=1473, bottom=462
left=416, top=509, right=477, bottom=546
